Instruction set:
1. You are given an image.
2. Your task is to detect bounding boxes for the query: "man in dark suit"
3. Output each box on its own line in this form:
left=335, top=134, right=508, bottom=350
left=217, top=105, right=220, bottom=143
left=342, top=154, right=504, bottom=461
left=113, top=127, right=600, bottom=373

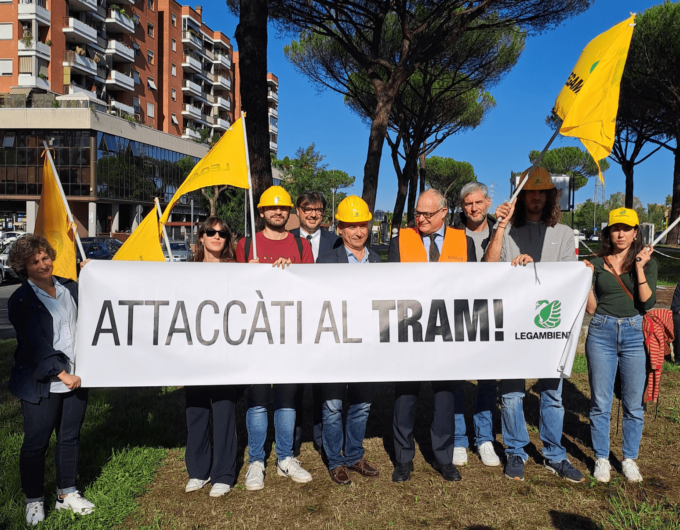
left=389, top=188, right=476, bottom=484
left=316, top=196, right=380, bottom=485
left=290, top=190, right=342, bottom=457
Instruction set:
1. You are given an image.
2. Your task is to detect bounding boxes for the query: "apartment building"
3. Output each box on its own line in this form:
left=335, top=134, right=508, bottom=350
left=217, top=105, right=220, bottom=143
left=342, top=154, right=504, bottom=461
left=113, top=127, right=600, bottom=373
left=0, top=0, right=280, bottom=234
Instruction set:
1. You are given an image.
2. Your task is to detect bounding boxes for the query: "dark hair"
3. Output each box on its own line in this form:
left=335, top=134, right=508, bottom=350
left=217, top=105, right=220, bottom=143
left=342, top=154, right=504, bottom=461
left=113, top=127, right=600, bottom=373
left=296, top=190, right=326, bottom=210
left=597, top=224, right=646, bottom=274
left=8, top=234, right=56, bottom=280
left=512, top=188, right=562, bottom=228
left=192, top=216, right=234, bottom=262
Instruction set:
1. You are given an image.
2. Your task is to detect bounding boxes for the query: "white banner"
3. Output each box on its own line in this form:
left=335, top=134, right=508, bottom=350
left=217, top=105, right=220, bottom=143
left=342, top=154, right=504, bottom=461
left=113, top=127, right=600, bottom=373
left=75, top=261, right=591, bottom=387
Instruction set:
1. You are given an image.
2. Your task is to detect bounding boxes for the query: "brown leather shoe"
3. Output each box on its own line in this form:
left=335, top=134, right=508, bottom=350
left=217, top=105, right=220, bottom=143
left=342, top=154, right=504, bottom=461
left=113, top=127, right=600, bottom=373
left=329, top=466, right=352, bottom=485
left=348, top=457, right=380, bottom=478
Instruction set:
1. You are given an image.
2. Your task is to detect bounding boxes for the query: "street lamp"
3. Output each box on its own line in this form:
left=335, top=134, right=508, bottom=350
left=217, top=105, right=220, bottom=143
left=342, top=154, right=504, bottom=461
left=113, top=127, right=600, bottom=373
left=330, top=168, right=337, bottom=233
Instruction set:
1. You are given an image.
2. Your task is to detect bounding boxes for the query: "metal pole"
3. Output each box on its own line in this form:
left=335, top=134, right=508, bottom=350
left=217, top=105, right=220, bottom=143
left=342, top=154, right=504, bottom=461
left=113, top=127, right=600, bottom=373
left=190, top=198, right=194, bottom=247
left=155, top=197, right=173, bottom=262
left=509, top=128, right=561, bottom=204
left=42, top=141, right=86, bottom=259
left=241, top=116, right=258, bottom=259
left=652, top=215, right=680, bottom=247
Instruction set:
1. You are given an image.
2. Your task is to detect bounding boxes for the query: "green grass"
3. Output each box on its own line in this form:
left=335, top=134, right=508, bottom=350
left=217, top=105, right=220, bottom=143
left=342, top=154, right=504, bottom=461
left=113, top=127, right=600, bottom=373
left=608, top=490, right=680, bottom=530
left=0, top=339, right=184, bottom=529
left=572, top=354, right=679, bottom=375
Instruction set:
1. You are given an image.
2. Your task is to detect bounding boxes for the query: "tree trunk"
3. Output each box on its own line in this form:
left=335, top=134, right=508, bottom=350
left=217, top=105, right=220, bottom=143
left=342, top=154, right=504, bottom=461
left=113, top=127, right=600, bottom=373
left=668, top=146, right=680, bottom=247
left=391, top=166, right=409, bottom=233
left=406, top=157, right=419, bottom=227
left=419, top=147, right=426, bottom=193
left=235, top=0, right=272, bottom=230
left=622, top=161, right=634, bottom=209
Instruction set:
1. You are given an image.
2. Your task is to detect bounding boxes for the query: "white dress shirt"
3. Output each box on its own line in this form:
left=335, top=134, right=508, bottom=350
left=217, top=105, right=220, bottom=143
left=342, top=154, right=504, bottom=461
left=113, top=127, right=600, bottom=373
left=299, top=227, right=321, bottom=261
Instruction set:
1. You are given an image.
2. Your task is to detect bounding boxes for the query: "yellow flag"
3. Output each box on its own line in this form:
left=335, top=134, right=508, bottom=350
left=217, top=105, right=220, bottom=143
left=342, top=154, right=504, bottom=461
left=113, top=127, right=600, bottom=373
left=160, top=116, right=250, bottom=225
left=113, top=207, right=166, bottom=262
left=554, top=14, right=635, bottom=183
left=34, top=155, right=77, bottom=281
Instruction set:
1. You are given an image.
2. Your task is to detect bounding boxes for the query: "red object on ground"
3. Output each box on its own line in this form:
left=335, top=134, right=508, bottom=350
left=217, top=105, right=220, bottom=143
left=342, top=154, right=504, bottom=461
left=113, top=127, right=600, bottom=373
left=642, top=308, right=675, bottom=403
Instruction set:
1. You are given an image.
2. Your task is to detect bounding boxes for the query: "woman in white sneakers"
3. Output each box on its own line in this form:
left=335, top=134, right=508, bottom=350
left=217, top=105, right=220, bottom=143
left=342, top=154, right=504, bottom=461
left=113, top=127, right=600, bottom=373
left=584, top=208, right=656, bottom=483
left=7, top=235, right=95, bottom=525
left=183, top=217, right=241, bottom=497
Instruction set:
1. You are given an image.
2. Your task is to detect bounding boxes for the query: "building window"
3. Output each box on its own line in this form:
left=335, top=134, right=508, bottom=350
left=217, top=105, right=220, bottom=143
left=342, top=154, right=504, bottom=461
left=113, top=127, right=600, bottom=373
left=171, top=64, right=176, bottom=76
left=171, top=88, right=176, bottom=101
left=147, top=24, right=154, bottom=38
left=133, top=43, right=140, bottom=57
left=171, top=13, right=177, bottom=27
left=171, top=39, right=176, bottom=52
left=0, top=59, right=12, bottom=76
left=0, top=24, right=12, bottom=40
left=133, top=97, right=140, bottom=114
left=147, top=50, right=154, bottom=64
left=147, top=77, right=157, bottom=90
left=171, top=114, right=179, bottom=125
left=147, top=102, right=155, bottom=118
left=133, top=70, right=140, bottom=84
left=133, top=14, right=140, bottom=26
left=147, top=0, right=154, bottom=11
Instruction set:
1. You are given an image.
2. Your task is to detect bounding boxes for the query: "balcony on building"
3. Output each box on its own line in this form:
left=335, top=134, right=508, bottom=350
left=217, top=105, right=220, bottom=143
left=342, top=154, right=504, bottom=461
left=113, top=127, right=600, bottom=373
left=268, top=106, right=278, bottom=118
left=106, top=8, right=135, bottom=34
left=106, top=39, right=134, bottom=62
left=182, top=54, right=201, bottom=73
left=182, top=79, right=204, bottom=98
left=18, top=74, right=50, bottom=90
left=182, top=127, right=201, bottom=141
left=18, top=39, right=51, bottom=61
left=181, top=103, right=203, bottom=120
left=269, top=139, right=278, bottom=152
left=106, top=68, right=134, bottom=91
left=182, top=31, right=202, bottom=51
left=63, top=49, right=98, bottom=76
left=63, top=17, right=98, bottom=45
left=109, top=99, right=136, bottom=118
left=18, top=0, right=51, bottom=26
left=211, top=116, right=230, bottom=131
left=213, top=74, right=231, bottom=91
left=268, top=89, right=279, bottom=102
left=212, top=95, right=230, bottom=111
left=213, top=51, right=231, bottom=69
left=269, top=122, right=278, bottom=135
left=108, top=0, right=135, bottom=5
left=69, top=0, right=98, bottom=13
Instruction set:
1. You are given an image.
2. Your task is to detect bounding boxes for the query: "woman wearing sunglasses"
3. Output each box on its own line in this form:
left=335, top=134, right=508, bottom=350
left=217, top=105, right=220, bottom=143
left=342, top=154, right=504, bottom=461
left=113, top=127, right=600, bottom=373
left=183, top=216, right=241, bottom=497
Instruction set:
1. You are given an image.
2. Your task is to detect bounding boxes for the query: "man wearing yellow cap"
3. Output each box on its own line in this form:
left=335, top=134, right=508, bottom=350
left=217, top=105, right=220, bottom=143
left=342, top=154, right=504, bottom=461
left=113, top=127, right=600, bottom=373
left=235, top=185, right=315, bottom=491
left=315, top=196, right=381, bottom=485
left=485, top=167, right=585, bottom=484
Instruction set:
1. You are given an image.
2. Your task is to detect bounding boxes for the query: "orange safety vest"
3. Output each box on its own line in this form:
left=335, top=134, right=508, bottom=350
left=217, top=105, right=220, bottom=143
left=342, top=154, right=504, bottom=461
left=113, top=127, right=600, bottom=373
left=398, top=227, right=467, bottom=262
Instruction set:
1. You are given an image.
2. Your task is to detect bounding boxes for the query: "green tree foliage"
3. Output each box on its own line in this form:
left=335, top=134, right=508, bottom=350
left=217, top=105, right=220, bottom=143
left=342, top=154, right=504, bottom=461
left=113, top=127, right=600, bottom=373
left=272, top=144, right=355, bottom=223
left=422, top=157, right=477, bottom=210
left=527, top=146, right=610, bottom=190
left=569, top=191, right=662, bottom=233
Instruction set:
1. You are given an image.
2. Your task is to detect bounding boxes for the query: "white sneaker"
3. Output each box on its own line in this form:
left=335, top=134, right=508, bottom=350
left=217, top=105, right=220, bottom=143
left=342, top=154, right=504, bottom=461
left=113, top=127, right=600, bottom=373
left=452, top=447, right=468, bottom=466
left=25, top=501, right=44, bottom=526
left=185, top=477, right=210, bottom=493
left=593, top=458, right=611, bottom=483
left=622, top=459, right=643, bottom=483
left=277, top=457, right=313, bottom=483
left=54, top=491, right=95, bottom=515
left=478, top=442, right=501, bottom=467
left=209, top=483, right=231, bottom=497
left=245, top=461, right=265, bottom=491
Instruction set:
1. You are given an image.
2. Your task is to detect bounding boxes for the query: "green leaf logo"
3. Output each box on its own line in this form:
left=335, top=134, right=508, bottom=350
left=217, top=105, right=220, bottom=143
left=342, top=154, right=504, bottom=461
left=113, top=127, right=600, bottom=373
left=534, top=300, right=561, bottom=329
left=590, top=61, right=599, bottom=73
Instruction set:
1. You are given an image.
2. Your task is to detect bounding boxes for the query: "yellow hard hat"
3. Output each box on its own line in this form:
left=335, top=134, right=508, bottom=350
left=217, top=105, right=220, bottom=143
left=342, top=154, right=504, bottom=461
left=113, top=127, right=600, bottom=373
left=257, top=186, right=294, bottom=208
left=608, top=208, right=639, bottom=227
left=520, top=167, right=554, bottom=191
left=335, top=195, right=372, bottom=223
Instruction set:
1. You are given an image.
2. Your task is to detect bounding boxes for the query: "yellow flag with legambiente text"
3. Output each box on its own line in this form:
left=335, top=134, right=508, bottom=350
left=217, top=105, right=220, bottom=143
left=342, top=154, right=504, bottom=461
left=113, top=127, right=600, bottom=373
left=112, top=207, right=166, bottom=262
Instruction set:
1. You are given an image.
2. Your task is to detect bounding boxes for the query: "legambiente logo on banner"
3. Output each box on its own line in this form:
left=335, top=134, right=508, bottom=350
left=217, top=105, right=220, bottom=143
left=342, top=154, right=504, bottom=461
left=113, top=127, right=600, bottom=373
left=514, top=300, right=569, bottom=341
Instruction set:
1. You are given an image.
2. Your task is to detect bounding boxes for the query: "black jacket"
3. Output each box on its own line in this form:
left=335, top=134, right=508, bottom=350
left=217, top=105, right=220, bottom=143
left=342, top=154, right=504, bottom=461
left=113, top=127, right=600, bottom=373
left=290, top=227, right=342, bottom=259
left=317, top=244, right=382, bottom=264
left=8, top=276, right=78, bottom=404
left=387, top=228, right=477, bottom=263
left=452, top=212, right=497, bottom=258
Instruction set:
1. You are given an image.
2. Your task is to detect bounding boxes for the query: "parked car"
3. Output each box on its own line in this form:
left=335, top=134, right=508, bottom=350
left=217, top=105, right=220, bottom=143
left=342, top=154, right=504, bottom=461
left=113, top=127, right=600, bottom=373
left=79, top=237, right=123, bottom=257
left=2, top=231, right=27, bottom=244
left=578, top=232, right=586, bottom=241
left=589, top=235, right=599, bottom=242
left=77, top=241, right=115, bottom=263
left=0, top=242, right=19, bottom=281
left=162, top=241, right=192, bottom=262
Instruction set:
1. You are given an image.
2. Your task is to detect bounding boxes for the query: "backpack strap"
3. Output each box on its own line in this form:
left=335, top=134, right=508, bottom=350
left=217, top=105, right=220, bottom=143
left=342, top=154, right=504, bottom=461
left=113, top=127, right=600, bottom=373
left=292, top=234, right=303, bottom=261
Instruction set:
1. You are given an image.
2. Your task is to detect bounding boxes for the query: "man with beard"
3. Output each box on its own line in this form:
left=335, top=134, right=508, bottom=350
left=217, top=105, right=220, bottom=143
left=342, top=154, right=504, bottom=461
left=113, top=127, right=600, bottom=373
left=450, top=182, right=501, bottom=468
left=235, top=186, right=314, bottom=491
left=484, top=168, right=584, bottom=484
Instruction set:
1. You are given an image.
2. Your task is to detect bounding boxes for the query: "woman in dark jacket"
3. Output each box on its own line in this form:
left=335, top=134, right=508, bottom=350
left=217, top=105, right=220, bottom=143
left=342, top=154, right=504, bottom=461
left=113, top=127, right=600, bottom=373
left=584, top=208, right=657, bottom=484
left=8, top=235, right=94, bottom=526
left=183, top=217, right=241, bottom=497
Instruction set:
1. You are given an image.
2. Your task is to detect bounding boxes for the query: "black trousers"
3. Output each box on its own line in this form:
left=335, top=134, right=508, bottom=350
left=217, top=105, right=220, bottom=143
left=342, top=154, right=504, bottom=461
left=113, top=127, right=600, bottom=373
left=20, top=388, right=89, bottom=501
left=247, top=384, right=297, bottom=409
left=294, top=384, right=324, bottom=453
left=393, top=381, right=455, bottom=466
left=185, top=385, right=240, bottom=486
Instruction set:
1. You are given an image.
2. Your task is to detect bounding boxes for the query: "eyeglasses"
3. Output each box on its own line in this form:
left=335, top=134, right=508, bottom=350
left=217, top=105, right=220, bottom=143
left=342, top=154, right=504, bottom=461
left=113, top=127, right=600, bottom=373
left=204, top=229, right=228, bottom=239
left=414, top=208, right=445, bottom=220
left=300, top=206, right=324, bottom=215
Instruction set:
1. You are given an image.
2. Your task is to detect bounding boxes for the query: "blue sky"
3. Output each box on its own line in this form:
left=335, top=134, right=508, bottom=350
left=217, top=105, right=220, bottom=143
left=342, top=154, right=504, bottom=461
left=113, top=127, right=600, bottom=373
left=210, top=0, right=674, bottom=211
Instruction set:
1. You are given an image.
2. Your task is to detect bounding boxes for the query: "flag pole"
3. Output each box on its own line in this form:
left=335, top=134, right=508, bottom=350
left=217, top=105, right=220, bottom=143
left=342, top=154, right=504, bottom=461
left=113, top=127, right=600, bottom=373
left=509, top=128, right=561, bottom=204
left=42, top=141, right=86, bottom=259
left=651, top=215, right=680, bottom=247
left=155, top=197, right=174, bottom=262
left=241, top=115, right=258, bottom=260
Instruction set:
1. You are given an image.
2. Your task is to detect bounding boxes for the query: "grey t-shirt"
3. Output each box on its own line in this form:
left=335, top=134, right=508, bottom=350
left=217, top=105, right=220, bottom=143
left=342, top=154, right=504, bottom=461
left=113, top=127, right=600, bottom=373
left=500, top=222, right=576, bottom=263
left=466, top=226, right=489, bottom=263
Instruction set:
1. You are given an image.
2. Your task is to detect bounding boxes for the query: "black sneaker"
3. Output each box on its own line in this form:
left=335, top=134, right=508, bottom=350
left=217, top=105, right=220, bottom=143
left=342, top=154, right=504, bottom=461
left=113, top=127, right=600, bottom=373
left=504, top=455, right=525, bottom=481
left=544, top=459, right=585, bottom=483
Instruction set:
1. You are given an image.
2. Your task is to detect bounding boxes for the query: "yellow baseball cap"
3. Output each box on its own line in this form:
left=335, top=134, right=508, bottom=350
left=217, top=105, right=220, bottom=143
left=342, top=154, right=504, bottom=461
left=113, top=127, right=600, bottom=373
left=608, top=208, right=639, bottom=227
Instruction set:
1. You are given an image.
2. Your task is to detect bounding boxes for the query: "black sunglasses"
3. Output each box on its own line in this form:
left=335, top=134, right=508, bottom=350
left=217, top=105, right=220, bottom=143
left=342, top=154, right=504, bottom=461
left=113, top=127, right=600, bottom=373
left=204, top=228, right=228, bottom=239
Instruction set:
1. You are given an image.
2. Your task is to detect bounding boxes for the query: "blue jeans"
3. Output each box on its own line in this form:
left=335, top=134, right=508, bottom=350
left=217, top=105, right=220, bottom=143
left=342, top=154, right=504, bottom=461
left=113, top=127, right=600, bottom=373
left=500, top=378, right=566, bottom=462
left=586, top=314, right=646, bottom=460
left=321, top=383, right=373, bottom=470
left=246, top=384, right=297, bottom=463
left=452, top=380, right=497, bottom=448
